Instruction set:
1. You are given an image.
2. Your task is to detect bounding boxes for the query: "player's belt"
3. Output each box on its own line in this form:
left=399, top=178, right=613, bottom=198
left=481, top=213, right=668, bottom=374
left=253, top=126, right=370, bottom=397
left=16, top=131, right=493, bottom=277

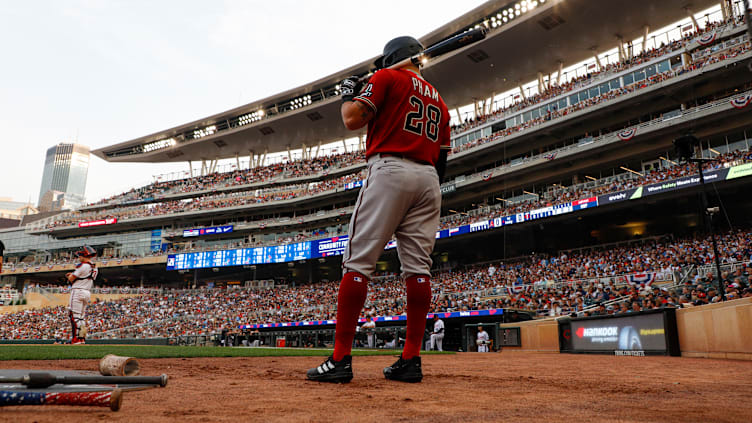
left=374, top=153, right=433, bottom=166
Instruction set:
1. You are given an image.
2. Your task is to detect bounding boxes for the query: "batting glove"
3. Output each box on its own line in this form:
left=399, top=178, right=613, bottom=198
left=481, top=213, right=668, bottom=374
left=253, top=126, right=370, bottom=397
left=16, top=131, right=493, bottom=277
left=340, top=76, right=362, bottom=103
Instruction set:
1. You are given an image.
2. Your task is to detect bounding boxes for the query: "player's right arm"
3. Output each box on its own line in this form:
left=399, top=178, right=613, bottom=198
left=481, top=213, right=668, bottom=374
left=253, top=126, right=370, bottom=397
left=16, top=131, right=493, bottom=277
left=341, top=101, right=373, bottom=130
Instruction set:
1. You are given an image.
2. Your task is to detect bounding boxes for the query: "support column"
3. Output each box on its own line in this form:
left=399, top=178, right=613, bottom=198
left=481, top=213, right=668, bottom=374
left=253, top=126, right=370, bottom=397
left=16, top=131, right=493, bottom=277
left=518, top=85, right=527, bottom=100
left=556, top=61, right=563, bottom=85
left=685, top=7, right=700, bottom=32
left=200, top=159, right=207, bottom=176
left=301, top=143, right=308, bottom=160
left=341, top=139, right=348, bottom=153
left=357, top=135, right=365, bottom=152
left=287, top=147, right=292, bottom=162
left=681, top=52, right=692, bottom=68
left=617, top=37, right=626, bottom=62
left=594, top=54, right=603, bottom=71
left=537, top=72, right=545, bottom=93
left=188, top=161, right=193, bottom=178
left=642, top=25, right=650, bottom=52
left=455, top=107, right=462, bottom=123
left=249, top=151, right=255, bottom=169
left=486, top=92, right=495, bottom=114
left=235, top=154, right=240, bottom=170
left=315, top=141, right=321, bottom=158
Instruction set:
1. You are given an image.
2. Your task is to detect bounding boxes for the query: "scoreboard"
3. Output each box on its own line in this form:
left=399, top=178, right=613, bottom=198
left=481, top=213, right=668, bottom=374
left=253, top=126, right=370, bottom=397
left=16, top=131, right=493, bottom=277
left=168, top=242, right=316, bottom=270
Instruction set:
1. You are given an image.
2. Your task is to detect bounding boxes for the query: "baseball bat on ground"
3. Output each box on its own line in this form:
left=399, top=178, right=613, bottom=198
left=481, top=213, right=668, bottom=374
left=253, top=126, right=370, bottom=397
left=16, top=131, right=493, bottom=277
left=0, top=389, right=123, bottom=411
left=0, top=372, right=168, bottom=389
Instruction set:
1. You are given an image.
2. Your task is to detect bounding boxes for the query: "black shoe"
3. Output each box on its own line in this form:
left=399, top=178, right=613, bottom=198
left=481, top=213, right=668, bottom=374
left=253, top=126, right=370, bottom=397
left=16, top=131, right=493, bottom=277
left=383, top=355, right=422, bottom=383
left=307, top=355, right=353, bottom=383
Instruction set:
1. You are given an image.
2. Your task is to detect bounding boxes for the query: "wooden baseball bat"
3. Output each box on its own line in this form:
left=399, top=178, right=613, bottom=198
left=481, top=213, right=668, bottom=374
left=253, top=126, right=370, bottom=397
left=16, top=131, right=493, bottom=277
left=360, top=27, right=488, bottom=82
left=0, top=372, right=168, bottom=389
left=0, top=389, right=123, bottom=411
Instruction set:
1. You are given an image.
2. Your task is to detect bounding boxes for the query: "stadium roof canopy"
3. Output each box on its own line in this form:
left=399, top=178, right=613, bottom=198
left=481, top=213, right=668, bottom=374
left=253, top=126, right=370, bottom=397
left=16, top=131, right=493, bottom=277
left=94, top=0, right=718, bottom=163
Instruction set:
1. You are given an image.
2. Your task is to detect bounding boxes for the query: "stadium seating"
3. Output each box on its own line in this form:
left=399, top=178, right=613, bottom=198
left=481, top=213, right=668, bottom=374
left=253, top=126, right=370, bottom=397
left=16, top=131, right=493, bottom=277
left=2, top=229, right=749, bottom=340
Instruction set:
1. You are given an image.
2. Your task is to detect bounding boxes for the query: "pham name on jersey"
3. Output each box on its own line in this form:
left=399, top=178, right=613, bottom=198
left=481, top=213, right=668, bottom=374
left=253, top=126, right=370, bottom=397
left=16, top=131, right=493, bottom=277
left=411, top=77, right=439, bottom=101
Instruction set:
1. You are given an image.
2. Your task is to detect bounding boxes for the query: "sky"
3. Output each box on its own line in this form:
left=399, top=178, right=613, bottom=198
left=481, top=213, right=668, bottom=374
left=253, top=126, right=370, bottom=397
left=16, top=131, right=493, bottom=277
left=0, top=0, right=487, bottom=205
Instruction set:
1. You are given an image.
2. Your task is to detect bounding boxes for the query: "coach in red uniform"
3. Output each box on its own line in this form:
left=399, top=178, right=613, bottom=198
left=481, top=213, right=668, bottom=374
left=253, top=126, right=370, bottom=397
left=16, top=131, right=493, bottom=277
left=308, top=36, right=450, bottom=383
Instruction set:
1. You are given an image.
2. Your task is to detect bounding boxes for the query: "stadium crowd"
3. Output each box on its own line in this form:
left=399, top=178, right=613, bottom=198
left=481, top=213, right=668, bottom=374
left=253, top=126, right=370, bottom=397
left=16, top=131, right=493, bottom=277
left=6, top=147, right=748, bottom=271
left=2, top=229, right=750, bottom=340
left=450, top=15, right=746, bottom=135
left=451, top=38, right=751, bottom=154
left=45, top=170, right=365, bottom=228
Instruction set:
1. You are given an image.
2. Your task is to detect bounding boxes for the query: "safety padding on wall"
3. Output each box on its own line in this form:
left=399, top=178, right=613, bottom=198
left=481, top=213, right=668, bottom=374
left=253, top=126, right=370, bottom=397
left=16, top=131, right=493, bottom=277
left=676, top=297, right=752, bottom=360
left=497, top=319, right=559, bottom=353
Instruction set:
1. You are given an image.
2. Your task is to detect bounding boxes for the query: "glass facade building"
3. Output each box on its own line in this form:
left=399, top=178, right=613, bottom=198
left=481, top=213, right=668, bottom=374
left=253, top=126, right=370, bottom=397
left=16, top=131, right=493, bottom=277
left=38, top=143, right=90, bottom=211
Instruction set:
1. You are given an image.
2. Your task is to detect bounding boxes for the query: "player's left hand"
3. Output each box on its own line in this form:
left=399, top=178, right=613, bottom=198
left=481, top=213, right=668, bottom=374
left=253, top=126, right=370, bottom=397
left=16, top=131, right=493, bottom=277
left=340, top=76, right=363, bottom=103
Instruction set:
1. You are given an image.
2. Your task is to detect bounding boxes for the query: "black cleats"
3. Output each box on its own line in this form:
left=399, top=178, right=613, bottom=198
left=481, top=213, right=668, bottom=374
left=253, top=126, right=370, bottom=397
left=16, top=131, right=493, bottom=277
left=383, top=355, right=422, bottom=383
left=307, top=355, right=353, bottom=383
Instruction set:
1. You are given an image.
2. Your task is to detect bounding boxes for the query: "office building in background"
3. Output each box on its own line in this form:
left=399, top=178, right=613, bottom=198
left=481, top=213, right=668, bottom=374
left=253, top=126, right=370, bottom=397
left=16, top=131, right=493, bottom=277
left=37, top=143, right=90, bottom=211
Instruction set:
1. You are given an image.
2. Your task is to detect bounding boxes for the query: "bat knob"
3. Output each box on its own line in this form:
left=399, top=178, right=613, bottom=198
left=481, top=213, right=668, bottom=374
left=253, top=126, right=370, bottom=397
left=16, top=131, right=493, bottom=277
left=25, top=373, right=58, bottom=389
left=159, top=374, right=169, bottom=387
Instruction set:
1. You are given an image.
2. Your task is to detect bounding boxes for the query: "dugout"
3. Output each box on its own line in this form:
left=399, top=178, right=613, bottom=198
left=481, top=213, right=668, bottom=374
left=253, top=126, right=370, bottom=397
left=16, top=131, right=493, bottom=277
left=248, top=309, right=534, bottom=351
left=462, top=323, right=498, bottom=352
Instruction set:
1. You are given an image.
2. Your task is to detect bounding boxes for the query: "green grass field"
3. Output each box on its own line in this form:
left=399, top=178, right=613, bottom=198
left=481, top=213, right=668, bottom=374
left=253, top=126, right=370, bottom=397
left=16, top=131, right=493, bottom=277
left=0, top=345, right=454, bottom=361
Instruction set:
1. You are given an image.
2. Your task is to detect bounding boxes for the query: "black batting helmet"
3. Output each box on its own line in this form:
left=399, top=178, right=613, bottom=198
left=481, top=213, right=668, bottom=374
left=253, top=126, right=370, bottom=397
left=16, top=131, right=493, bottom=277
left=74, top=245, right=97, bottom=258
left=375, top=36, right=424, bottom=69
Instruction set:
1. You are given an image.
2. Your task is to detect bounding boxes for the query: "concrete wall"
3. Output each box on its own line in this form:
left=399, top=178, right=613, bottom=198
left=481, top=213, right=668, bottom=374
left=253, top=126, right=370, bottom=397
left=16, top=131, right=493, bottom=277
left=676, top=297, right=752, bottom=360
left=498, top=319, right=560, bottom=353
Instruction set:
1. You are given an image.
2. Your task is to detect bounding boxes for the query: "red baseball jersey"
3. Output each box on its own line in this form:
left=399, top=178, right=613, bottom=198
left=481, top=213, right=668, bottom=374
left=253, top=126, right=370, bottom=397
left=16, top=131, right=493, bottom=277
left=353, top=68, right=450, bottom=166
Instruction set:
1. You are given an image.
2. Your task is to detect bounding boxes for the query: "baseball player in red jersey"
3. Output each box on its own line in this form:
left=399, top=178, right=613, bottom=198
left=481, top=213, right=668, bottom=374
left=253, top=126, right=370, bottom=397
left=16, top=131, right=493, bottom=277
left=308, top=36, right=450, bottom=383
left=66, top=246, right=99, bottom=344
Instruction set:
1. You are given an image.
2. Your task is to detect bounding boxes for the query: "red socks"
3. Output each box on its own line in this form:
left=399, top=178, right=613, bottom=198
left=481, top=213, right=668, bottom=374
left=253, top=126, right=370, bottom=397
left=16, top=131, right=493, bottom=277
left=402, top=275, right=432, bottom=359
left=332, top=272, right=369, bottom=361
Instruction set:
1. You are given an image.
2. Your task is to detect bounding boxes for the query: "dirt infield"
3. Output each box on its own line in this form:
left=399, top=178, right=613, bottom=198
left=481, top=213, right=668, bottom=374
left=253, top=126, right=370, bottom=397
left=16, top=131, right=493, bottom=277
left=2, top=352, right=751, bottom=422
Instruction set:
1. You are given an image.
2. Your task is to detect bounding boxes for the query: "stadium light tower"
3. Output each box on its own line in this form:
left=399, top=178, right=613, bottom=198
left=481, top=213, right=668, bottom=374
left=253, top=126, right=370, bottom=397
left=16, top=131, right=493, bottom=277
left=672, top=134, right=725, bottom=301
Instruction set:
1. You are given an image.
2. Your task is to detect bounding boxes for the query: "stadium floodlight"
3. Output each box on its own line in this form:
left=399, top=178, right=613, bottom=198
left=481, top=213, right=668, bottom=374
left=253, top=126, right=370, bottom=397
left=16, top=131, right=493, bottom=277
left=502, top=10, right=507, bottom=15
left=497, top=13, right=501, bottom=19
left=515, top=3, right=521, bottom=9
left=503, top=17, right=508, bottom=22
left=659, top=156, right=677, bottom=165
left=515, top=10, right=521, bottom=16
left=257, top=109, right=264, bottom=117
left=141, top=138, right=176, bottom=153
left=619, top=166, right=642, bottom=176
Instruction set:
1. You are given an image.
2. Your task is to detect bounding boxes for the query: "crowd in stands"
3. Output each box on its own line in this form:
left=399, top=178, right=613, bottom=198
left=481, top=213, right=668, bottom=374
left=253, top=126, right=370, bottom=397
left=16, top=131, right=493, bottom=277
left=450, top=14, right=747, bottom=135
left=2, top=228, right=750, bottom=340
left=452, top=38, right=751, bottom=154
left=46, top=170, right=365, bottom=228
left=440, top=148, right=752, bottom=229
left=7, top=147, right=749, bottom=272
left=88, top=152, right=366, bottom=208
